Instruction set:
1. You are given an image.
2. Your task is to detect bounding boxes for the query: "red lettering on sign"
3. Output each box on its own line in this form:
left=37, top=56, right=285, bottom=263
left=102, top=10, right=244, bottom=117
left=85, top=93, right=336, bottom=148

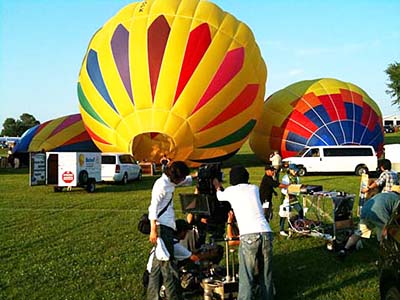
left=62, top=171, right=74, bottom=183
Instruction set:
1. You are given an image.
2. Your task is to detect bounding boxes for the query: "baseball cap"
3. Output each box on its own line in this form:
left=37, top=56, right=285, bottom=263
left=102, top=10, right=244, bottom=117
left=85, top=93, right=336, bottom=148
left=288, top=163, right=299, bottom=172
left=265, top=164, right=276, bottom=171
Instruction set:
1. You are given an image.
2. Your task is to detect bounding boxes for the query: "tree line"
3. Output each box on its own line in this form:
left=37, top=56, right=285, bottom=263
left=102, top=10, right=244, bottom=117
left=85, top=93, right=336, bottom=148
left=1, top=113, right=40, bottom=137
left=385, top=62, right=400, bottom=110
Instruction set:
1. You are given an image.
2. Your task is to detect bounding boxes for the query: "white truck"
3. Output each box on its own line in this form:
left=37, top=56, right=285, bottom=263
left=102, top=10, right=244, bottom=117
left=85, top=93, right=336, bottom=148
left=30, top=152, right=102, bottom=192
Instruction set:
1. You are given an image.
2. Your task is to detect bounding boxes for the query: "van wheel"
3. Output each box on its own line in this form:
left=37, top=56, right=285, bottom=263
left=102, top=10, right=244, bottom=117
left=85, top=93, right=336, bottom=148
left=86, top=180, right=96, bottom=193
left=298, top=167, right=307, bottom=176
left=355, top=165, right=368, bottom=176
left=137, top=171, right=142, bottom=181
left=122, top=173, right=128, bottom=185
left=79, top=171, right=89, bottom=185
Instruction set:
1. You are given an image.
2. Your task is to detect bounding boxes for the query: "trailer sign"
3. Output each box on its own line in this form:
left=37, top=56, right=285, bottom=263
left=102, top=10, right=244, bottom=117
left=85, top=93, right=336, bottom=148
left=29, top=153, right=46, bottom=186
left=62, top=171, right=74, bottom=183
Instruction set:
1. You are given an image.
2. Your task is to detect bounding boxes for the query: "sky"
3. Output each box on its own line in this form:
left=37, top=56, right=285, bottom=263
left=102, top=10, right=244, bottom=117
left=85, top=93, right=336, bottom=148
left=1, top=0, right=399, bottom=128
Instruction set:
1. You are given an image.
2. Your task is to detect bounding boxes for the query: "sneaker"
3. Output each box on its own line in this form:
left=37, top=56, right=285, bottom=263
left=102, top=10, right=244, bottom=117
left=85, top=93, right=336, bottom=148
left=280, top=231, right=289, bottom=237
left=159, top=285, right=166, bottom=298
left=338, top=249, right=346, bottom=258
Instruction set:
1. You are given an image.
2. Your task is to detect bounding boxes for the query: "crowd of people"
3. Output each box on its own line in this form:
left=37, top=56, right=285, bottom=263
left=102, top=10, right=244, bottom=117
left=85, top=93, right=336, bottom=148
left=144, top=154, right=399, bottom=299
left=3, top=143, right=20, bottom=168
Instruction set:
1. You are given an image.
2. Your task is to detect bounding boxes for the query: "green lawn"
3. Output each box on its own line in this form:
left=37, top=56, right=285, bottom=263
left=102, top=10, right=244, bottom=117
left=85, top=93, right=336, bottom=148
left=383, top=130, right=400, bottom=145
left=1, top=132, right=399, bottom=299
left=0, top=144, right=387, bottom=300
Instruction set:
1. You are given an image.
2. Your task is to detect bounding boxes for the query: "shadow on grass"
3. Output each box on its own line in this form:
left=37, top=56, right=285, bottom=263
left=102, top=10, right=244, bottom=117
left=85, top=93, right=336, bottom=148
left=223, top=153, right=264, bottom=168
left=96, top=176, right=157, bottom=193
left=0, top=166, right=158, bottom=193
left=273, top=239, right=379, bottom=300
left=0, top=167, right=29, bottom=176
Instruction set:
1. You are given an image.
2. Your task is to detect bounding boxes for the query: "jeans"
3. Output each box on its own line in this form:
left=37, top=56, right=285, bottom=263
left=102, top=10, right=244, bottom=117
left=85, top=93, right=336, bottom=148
left=147, top=225, right=182, bottom=300
left=238, top=232, right=274, bottom=300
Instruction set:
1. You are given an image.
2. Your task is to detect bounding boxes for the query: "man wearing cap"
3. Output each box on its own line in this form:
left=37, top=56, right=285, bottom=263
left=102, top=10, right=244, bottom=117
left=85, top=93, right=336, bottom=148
left=259, top=165, right=285, bottom=221
left=279, top=163, right=304, bottom=236
left=213, top=165, right=274, bottom=300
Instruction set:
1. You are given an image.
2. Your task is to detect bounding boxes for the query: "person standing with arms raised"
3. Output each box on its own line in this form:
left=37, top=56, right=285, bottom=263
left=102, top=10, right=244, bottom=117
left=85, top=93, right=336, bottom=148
left=213, top=165, right=274, bottom=300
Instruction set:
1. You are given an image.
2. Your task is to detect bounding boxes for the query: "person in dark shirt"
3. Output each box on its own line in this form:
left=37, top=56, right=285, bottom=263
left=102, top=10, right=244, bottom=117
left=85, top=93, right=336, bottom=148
left=259, top=165, right=283, bottom=221
left=160, top=154, right=170, bottom=173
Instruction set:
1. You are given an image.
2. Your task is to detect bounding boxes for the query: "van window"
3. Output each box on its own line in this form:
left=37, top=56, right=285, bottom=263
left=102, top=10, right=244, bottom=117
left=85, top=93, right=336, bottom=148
left=323, top=147, right=373, bottom=157
left=119, top=155, right=134, bottom=164
left=311, top=149, right=320, bottom=157
left=300, top=148, right=320, bottom=157
left=297, top=148, right=310, bottom=157
left=101, top=156, right=116, bottom=164
left=303, top=149, right=312, bottom=157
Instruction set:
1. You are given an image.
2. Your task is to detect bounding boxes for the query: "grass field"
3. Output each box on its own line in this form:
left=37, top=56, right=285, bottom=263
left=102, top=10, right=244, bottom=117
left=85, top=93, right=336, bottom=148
left=1, top=141, right=392, bottom=300
left=1, top=132, right=399, bottom=299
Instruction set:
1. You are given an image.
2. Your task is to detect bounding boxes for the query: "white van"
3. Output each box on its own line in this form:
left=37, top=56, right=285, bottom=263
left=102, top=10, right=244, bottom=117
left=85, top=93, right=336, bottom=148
left=282, top=145, right=378, bottom=176
left=101, top=153, right=142, bottom=184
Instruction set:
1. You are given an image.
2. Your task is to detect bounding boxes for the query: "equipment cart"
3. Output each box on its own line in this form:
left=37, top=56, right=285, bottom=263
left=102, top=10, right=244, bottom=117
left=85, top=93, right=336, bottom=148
left=301, top=191, right=355, bottom=251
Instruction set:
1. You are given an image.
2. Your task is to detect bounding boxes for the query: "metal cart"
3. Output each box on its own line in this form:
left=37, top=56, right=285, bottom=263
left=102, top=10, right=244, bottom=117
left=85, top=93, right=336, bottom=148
left=300, top=191, right=355, bottom=250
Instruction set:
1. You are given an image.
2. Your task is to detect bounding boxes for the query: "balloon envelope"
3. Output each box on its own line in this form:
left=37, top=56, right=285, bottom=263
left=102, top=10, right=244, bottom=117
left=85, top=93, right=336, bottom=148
left=250, top=78, right=384, bottom=161
left=78, top=0, right=266, bottom=166
left=13, top=114, right=100, bottom=153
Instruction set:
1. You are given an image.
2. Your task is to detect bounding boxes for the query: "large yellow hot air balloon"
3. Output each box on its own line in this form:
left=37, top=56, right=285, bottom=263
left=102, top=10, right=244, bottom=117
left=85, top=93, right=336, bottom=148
left=78, top=0, right=267, bottom=166
left=250, top=78, right=384, bottom=161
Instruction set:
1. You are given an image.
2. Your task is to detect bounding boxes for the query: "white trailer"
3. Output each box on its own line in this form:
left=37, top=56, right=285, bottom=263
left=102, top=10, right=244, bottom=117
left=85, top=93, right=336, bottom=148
left=30, top=152, right=102, bottom=192
left=384, top=144, right=400, bottom=172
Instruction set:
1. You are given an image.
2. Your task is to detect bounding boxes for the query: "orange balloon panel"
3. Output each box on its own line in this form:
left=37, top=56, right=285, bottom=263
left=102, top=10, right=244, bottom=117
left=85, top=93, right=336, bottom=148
left=78, top=0, right=267, bottom=166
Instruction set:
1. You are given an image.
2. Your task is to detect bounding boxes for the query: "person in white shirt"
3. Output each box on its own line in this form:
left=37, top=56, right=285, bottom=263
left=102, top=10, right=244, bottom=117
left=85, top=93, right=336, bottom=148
left=279, top=164, right=303, bottom=236
left=269, top=150, right=282, bottom=180
left=145, top=219, right=223, bottom=297
left=147, top=161, right=193, bottom=300
left=159, top=154, right=170, bottom=173
left=146, top=220, right=200, bottom=274
left=213, top=165, right=274, bottom=300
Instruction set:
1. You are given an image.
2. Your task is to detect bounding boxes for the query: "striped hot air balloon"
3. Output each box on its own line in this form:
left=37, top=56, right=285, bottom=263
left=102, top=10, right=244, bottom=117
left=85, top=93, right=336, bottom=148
left=77, top=0, right=267, bottom=166
left=250, top=78, right=384, bottom=161
left=13, top=114, right=99, bottom=153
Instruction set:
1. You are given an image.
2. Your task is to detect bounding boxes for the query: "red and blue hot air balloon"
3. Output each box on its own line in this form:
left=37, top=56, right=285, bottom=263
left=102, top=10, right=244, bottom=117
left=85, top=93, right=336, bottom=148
left=250, top=78, right=384, bottom=161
